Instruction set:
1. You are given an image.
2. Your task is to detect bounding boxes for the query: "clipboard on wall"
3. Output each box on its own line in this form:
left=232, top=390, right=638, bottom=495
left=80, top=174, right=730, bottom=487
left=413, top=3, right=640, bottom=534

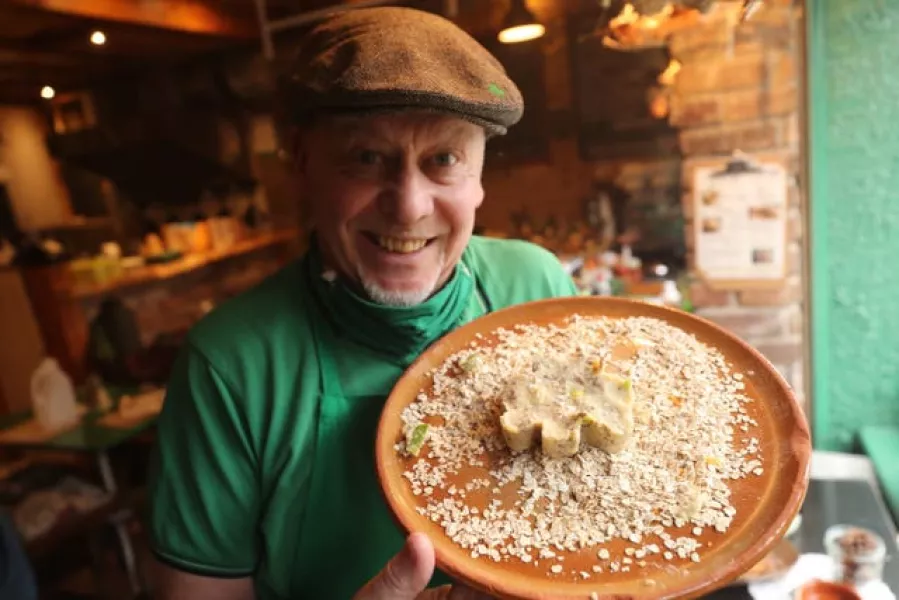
left=691, top=152, right=791, bottom=291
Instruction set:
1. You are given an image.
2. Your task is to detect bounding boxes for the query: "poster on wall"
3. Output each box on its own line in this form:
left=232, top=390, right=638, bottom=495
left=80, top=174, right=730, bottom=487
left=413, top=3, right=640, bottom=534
left=692, top=154, right=789, bottom=289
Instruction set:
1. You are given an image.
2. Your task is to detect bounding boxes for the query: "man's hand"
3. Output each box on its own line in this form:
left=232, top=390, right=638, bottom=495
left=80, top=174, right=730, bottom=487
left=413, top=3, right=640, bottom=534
left=353, top=532, right=492, bottom=600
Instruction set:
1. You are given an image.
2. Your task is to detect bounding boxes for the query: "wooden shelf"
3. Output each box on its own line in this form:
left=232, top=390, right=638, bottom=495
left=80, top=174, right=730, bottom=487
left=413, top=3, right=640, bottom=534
left=65, top=228, right=298, bottom=299
left=42, top=217, right=115, bottom=231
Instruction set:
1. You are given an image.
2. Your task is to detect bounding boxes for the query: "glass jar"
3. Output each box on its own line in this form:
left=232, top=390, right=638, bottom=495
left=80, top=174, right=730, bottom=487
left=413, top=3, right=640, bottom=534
left=824, top=524, right=887, bottom=587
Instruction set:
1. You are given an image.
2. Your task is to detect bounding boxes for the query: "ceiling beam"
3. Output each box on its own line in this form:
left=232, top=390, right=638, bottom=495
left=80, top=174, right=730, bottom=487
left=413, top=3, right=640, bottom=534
left=0, top=46, right=89, bottom=68
left=0, top=63, right=100, bottom=80
left=6, top=0, right=259, bottom=38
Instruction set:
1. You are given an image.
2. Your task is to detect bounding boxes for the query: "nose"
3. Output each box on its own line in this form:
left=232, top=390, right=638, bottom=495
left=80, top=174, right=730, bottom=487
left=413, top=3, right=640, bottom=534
left=376, top=162, right=434, bottom=226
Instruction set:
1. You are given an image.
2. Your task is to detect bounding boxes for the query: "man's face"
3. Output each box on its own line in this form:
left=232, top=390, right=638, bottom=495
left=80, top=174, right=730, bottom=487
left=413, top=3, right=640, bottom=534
left=296, top=111, right=487, bottom=307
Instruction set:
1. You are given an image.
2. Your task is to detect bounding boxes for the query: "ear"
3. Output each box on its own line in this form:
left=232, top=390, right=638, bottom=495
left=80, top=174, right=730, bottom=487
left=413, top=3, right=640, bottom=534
left=473, top=180, right=486, bottom=211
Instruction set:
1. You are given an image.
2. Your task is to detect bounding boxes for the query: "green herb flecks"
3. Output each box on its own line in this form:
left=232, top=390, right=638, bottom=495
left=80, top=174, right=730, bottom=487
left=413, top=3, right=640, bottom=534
left=405, top=423, right=430, bottom=457
left=461, top=353, right=480, bottom=373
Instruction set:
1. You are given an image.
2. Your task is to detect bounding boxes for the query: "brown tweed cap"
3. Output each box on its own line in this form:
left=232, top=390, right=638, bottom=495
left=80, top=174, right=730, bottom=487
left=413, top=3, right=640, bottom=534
left=283, top=6, right=524, bottom=135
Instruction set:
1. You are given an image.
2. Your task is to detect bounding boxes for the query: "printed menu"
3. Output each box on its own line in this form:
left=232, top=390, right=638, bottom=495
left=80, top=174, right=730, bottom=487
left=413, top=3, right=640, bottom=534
left=693, top=157, right=788, bottom=286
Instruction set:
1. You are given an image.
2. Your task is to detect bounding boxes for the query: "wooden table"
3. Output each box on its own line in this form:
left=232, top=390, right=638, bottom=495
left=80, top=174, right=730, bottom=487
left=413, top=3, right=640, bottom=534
left=0, top=394, right=161, bottom=598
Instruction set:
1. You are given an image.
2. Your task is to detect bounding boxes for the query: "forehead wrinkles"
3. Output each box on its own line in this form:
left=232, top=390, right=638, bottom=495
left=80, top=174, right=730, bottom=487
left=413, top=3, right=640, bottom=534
left=327, top=113, right=478, bottom=150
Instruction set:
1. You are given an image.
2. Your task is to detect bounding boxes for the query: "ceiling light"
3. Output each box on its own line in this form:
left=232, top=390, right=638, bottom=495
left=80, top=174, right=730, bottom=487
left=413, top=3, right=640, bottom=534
left=498, top=0, right=545, bottom=44
left=41, top=86, right=55, bottom=100
left=90, top=30, right=106, bottom=46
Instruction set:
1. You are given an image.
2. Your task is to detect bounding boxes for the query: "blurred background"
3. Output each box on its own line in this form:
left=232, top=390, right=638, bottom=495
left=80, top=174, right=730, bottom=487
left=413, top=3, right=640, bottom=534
left=0, top=0, right=895, bottom=598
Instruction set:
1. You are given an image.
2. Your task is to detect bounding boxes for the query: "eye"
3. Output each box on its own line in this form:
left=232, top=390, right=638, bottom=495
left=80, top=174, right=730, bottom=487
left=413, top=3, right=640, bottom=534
left=431, top=152, right=459, bottom=168
left=354, top=149, right=382, bottom=165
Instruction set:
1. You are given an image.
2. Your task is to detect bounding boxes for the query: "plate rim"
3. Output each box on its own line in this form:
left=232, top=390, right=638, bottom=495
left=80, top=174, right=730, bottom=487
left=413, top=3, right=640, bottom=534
left=375, top=295, right=812, bottom=600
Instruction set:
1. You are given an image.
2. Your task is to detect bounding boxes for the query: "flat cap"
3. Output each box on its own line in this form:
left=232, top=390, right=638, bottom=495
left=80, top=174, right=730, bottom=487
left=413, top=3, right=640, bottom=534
left=283, top=6, right=524, bottom=135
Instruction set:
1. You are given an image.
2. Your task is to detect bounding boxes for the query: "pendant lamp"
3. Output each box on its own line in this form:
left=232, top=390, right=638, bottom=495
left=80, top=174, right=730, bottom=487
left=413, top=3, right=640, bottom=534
left=498, top=0, right=545, bottom=44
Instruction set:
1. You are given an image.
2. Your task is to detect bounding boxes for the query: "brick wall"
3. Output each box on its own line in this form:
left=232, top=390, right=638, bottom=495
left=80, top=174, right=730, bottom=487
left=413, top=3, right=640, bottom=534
left=454, top=1, right=807, bottom=406
left=668, top=2, right=806, bottom=405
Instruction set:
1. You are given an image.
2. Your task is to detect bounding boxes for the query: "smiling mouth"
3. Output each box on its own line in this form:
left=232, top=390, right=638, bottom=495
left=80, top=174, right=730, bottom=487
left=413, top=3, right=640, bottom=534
left=363, top=233, right=436, bottom=254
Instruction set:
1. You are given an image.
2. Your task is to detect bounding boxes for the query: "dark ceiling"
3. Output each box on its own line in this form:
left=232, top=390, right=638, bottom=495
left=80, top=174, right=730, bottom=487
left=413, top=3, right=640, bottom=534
left=0, top=0, right=388, bottom=105
left=0, top=0, right=601, bottom=105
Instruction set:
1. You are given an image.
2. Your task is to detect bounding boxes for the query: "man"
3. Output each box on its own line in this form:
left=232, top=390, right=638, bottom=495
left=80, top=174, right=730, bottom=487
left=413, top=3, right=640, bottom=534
left=148, top=7, right=577, bottom=599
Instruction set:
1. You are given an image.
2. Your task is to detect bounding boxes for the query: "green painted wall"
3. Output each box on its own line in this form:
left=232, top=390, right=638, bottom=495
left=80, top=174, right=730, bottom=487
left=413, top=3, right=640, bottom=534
left=808, top=0, right=899, bottom=451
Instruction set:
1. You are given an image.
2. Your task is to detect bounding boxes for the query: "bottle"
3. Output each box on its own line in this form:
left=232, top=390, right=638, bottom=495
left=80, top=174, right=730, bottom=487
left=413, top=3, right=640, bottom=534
left=660, top=280, right=683, bottom=308
left=31, top=358, right=80, bottom=431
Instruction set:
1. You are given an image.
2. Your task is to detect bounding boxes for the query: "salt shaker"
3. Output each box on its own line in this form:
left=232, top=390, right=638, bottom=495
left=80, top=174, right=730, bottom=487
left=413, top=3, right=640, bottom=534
left=824, top=524, right=887, bottom=587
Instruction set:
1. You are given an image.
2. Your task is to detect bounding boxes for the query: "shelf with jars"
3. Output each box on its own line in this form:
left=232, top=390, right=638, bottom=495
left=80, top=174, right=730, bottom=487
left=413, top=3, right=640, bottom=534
left=482, top=210, right=691, bottom=312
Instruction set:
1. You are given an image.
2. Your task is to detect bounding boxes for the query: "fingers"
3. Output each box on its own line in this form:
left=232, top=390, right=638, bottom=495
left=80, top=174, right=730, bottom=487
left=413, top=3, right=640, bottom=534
left=352, top=533, right=494, bottom=600
left=353, top=532, right=436, bottom=600
left=415, top=584, right=494, bottom=600
left=415, top=585, right=453, bottom=600
left=446, top=584, right=494, bottom=600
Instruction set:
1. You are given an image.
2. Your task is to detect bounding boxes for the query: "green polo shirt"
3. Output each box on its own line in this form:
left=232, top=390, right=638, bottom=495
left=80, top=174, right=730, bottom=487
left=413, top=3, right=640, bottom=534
left=148, top=235, right=577, bottom=599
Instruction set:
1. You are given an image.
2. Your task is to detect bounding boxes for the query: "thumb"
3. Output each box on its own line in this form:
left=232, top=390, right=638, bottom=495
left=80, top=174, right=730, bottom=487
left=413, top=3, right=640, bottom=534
left=354, top=532, right=436, bottom=600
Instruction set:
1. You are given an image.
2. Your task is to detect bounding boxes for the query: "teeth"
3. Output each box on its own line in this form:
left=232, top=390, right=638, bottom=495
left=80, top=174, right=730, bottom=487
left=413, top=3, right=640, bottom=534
left=377, top=236, right=427, bottom=253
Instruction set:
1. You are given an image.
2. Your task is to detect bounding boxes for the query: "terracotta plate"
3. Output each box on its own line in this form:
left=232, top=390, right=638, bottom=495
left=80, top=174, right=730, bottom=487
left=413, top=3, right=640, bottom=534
left=376, top=297, right=811, bottom=599
left=734, top=538, right=800, bottom=585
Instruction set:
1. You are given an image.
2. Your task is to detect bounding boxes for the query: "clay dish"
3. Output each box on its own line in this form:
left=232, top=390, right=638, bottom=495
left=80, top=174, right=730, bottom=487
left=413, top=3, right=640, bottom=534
left=736, top=538, right=800, bottom=585
left=376, top=297, right=811, bottom=599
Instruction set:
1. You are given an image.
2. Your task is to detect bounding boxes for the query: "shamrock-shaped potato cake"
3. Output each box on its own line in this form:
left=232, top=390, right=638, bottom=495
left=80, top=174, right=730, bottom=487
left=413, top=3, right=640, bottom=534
left=499, top=357, right=635, bottom=459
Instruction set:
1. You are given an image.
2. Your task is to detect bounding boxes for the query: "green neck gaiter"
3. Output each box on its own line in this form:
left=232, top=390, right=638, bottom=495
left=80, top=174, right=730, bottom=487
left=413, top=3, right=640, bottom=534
left=304, top=239, right=474, bottom=367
